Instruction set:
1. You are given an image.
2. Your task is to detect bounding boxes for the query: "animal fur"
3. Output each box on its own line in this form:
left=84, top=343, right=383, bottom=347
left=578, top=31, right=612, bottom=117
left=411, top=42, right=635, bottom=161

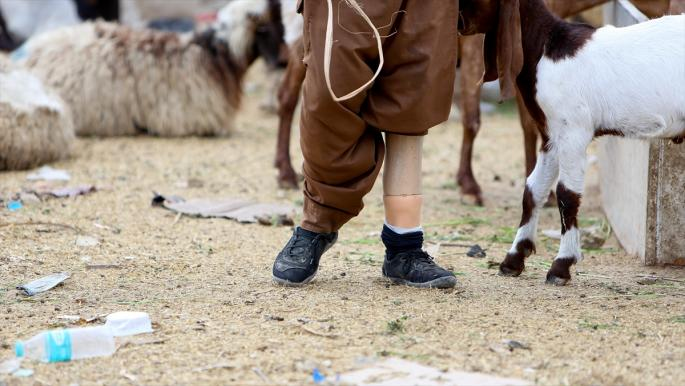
left=0, top=67, right=74, bottom=170
left=18, top=0, right=279, bottom=137
left=459, top=0, right=685, bottom=285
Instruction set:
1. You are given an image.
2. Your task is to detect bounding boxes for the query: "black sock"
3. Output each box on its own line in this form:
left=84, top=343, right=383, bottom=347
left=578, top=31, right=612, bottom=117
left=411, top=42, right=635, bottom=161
left=381, top=225, right=423, bottom=260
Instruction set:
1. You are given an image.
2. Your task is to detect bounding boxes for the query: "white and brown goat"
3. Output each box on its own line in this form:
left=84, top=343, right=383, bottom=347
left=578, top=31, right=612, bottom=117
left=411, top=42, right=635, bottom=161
left=456, top=0, right=611, bottom=206
left=15, top=0, right=286, bottom=137
left=459, top=0, right=685, bottom=284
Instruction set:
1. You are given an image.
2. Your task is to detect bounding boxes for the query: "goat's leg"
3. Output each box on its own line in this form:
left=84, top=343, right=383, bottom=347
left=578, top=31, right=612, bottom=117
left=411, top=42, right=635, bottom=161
left=456, top=34, right=485, bottom=206
left=546, top=134, right=592, bottom=285
left=275, top=40, right=306, bottom=189
left=456, top=93, right=483, bottom=205
left=516, top=94, right=538, bottom=177
left=516, top=93, right=556, bottom=206
left=499, top=146, right=559, bottom=276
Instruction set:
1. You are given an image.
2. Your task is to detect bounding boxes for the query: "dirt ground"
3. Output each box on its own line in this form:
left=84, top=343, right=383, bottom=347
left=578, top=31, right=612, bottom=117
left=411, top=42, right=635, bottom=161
left=1, top=62, right=684, bottom=386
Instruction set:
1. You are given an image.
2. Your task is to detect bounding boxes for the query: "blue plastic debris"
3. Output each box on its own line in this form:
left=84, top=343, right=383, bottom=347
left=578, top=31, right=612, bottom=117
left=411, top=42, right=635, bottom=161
left=7, top=200, right=22, bottom=211
left=312, top=368, right=326, bottom=384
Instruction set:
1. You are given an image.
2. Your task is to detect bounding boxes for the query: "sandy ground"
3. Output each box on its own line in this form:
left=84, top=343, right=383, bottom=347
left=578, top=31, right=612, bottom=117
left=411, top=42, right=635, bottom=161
left=1, top=62, right=684, bottom=386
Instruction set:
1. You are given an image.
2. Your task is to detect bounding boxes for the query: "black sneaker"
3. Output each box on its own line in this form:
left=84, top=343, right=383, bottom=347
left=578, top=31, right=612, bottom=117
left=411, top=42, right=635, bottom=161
left=382, top=249, right=457, bottom=288
left=272, top=227, right=338, bottom=286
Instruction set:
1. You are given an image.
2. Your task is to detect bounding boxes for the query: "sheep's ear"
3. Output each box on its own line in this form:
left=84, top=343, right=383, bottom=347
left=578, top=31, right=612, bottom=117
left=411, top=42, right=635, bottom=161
left=482, top=0, right=523, bottom=101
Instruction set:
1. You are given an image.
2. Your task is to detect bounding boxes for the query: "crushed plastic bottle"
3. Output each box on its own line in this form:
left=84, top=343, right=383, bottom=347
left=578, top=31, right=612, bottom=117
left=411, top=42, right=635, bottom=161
left=15, top=326, right=115, bottom=363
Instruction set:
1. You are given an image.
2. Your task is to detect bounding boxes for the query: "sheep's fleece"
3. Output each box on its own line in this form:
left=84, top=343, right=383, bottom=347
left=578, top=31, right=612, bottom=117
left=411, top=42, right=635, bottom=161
left=0, top=58, right=74, bottom=170
left=19, top=22, right=239, bottom=137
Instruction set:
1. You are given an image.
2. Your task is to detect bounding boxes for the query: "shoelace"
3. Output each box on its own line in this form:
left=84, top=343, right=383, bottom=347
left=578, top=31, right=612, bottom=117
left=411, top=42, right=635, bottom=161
left=411, top=250, right=436, bottom=265
left=287, top=234, right=316, bottom=263
left=394, top=250, right=436, bottom=272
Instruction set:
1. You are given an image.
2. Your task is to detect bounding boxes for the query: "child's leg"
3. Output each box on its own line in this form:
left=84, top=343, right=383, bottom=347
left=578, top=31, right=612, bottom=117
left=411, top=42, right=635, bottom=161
left=273, top=0, right=400, bottom=286
left=383, top=134, right=423, bottom=228
left=381, top=134, right=456, bottom=288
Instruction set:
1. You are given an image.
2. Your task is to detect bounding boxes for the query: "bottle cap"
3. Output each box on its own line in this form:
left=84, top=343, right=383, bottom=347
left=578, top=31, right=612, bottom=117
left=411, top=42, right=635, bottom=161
left=15, top=341, right=25, bottom=358
left=105, top=312, right=153, bottom=337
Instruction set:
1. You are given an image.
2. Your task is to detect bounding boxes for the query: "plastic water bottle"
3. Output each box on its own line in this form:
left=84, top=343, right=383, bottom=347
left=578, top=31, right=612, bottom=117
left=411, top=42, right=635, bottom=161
left=15, top=326, right=115, bottom=363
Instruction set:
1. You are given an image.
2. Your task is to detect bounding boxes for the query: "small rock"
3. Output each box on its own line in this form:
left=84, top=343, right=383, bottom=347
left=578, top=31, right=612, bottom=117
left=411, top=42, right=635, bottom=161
left=76, top=236, right=99, bottom=247
left=503, top=339, right=530, bottom=351
left=466, top=244, right=486, bottom=258
left=19, top=192, right=41, bottom=205
left=637, top=276, right=659, bottom=285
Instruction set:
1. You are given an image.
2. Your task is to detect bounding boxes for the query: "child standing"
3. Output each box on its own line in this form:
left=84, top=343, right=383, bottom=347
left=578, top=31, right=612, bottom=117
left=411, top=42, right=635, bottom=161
left=273, top=0, right=459, bottom=288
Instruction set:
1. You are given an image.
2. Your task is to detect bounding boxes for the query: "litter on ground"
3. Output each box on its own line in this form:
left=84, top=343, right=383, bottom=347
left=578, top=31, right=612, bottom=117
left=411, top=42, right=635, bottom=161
left=26, top=166, right=71, bottom=181
left=337, top=358, right=531, bottom=386
left=16, top=272, right=71, bottom=296
left=33, top=184, right=96, bottom=198
left=152, top=193, right=294, bottom=225
left=75, top=235, right=99, bottom=247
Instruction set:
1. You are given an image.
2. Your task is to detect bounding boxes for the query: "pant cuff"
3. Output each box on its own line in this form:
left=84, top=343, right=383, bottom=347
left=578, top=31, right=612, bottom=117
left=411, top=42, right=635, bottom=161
left=301, top=196, right=354, bottom=234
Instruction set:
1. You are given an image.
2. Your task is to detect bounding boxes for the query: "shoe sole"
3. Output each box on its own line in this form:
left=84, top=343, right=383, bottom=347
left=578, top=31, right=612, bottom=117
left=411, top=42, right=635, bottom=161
left=385, top=275, right=457, bottom=289
left=272, top=272, right=317, bottom=287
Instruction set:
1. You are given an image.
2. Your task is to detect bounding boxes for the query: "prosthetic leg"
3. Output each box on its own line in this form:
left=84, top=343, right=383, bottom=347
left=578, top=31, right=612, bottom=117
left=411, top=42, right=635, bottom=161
left=383, top=134, right=423, bottom=229
left=380, top=133, right=456, bottom=288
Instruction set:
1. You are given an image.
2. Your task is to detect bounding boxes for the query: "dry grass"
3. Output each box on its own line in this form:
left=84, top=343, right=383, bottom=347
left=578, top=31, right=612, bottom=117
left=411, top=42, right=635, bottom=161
left=1, top=62, right=684, bottom=385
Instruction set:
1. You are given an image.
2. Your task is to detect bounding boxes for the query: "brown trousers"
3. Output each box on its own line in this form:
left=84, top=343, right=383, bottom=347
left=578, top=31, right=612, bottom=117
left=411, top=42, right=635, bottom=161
left=299, top=0, right=459, bottom=233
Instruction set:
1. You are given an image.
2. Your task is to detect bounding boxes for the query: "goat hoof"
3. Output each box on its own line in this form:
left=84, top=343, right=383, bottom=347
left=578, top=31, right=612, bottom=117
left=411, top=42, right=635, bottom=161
left=277, top=177, right=299, bottom=190
left=277, top=168, right=300, bottom=190
left=545, top=275, right=569, bottom=286
left=499, top=255, right=525, bottom=277
left=456, top=176, right=483, bottom=206
left=499, top=262, right=524, bottom=277
left=545, top=258, right=574, bottom=286
left=460, top=193, right=484, bottom=207
left=499, top=249, right=527, bottom=277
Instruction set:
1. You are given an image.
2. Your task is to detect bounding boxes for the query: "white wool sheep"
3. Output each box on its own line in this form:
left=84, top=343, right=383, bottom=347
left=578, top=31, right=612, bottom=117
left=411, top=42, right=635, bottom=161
left=0, top=65, right=74, bottom=170
left=17, top=0, right=283, bottom=137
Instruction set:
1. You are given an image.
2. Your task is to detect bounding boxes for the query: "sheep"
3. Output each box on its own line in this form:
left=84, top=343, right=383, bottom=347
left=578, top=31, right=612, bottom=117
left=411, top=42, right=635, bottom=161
left=16, top=0, right=285, bottom=137
left=458, top=0, right=685, bottom=285
left=0, top=63, right=75, bottom=170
